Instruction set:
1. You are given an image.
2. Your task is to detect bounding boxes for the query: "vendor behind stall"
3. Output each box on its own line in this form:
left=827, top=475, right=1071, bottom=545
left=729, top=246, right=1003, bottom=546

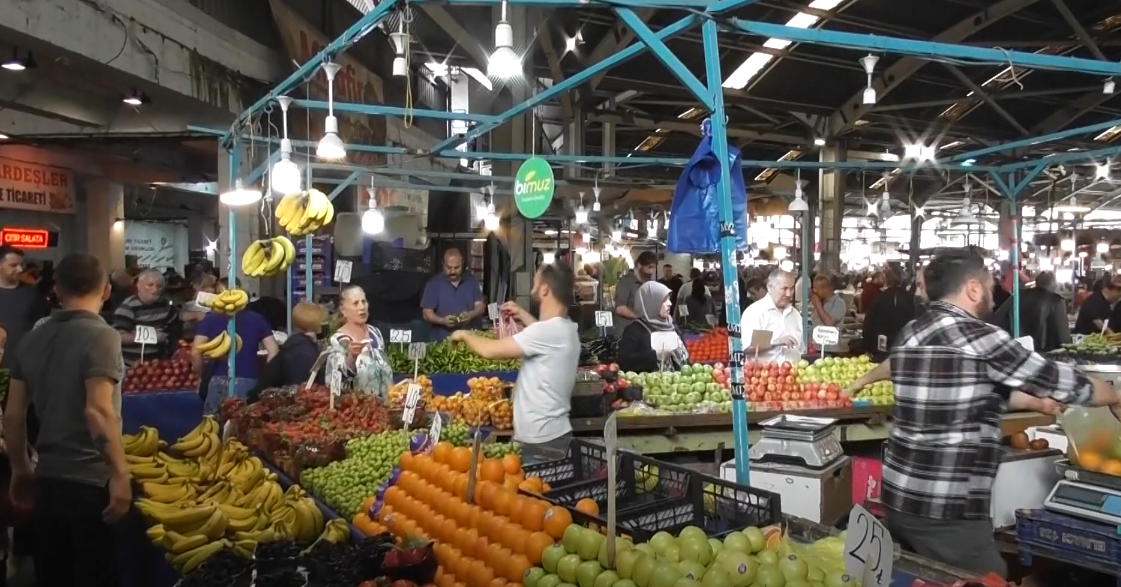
left=880, top=248, right=1121, bottom=578
left=449, top=262, right=580, bottom=461
left=421, top=248, right=486, bottom=341
left=193, top=280, right=279, bottom=414
left=1073, top=274, right=1121, bottom=334
left=739, top=269, right=802, bottom=362
left=114, top=269, right=181, bottom=365
left=618, top=281, right=689, bottom=373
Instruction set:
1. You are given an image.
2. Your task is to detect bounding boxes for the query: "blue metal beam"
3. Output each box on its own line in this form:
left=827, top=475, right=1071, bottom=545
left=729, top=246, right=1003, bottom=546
left=223, top=0, right=400, bottom=145
left=730, top=19, right=1121, bottom=78
left=945, top=118, right=1121, bottom=162
left=706, top=0, right=768, bottom=13
left=615, top=9, right=713, bottom=109
left=291, top=100, right=502, bottom=124
left=443, top=0, right=714, bottom=6
left=327, top=171, right=362, bottom=201
left=245, top=151, right=280, bottom=186
left=996, top=144, right=1121, bottom=171
left=427, top=15, right=699, bottom=154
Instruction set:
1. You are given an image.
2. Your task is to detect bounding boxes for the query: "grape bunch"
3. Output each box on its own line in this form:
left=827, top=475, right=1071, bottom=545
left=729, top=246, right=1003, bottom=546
left=482, top=442, right=521, bottom=459
left=441, top=421, right=471, bottom=447
left=301, top=429, right=412, bottom=516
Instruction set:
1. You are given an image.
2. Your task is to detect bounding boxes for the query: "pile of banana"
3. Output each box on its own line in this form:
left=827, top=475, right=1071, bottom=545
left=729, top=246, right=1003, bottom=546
left=277, top=189, right=335, bottom=237
left=202, top=289, right=249, bottom=316
left=242, top=236, right=296, bottom=278
left=125, top=417, right=337, bottom=574
left=193, top=332, right=243, bottom=361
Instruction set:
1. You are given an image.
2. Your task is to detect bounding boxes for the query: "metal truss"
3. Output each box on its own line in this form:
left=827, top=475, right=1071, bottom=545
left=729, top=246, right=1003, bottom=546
left=213, top=0, right=1121, bottom=483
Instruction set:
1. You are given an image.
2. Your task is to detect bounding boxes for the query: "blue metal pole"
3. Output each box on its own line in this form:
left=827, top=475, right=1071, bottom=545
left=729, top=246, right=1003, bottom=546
left=224, top=0, right=400, bottom=145
left=705, top=0, right=767, bottom=13
left=226, top=148, right=240, bottom=399
left=947, top=118, right=1121, bottom=163
left=446, top=0, right=714, bottom=6
left=327, top=171, right=362, bottom=200
left=291, top=100, right=502, bottom=123
left=730, top=20, right=1121, bottom=77
left=427, top=15, right=698, bottom=154
left=1010, top=185, right=1021, bottom=339
left=996, top=144, right=1121, bottom=171
left=702, top=18, right=750, bottom=485
left=615, top=9, right=714, bottom=110
left=246, top=152, right=279, bottom=187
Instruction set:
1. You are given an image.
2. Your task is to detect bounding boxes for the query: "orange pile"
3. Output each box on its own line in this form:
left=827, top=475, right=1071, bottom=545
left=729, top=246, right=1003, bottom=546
left=388, top=376, right=436, bottom=408
left=428, top=383, right=515, bottom=430
left=684, top=328, right=729, bottom=362
left=359, top=442, right=570, bottom=587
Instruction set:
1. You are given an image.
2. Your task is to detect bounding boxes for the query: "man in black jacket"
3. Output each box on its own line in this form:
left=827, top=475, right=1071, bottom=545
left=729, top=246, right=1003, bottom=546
left=992, top=271, right=1071, bottom=352
left=862, top=267, right=917, bottom=361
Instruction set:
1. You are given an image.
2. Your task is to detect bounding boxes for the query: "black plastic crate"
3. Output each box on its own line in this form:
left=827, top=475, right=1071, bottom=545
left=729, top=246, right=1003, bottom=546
left=521, top=439, right=612, bottom=489
left=560, top=463, right=782, bottom=543
left=539, top=452, right=690, bottom=516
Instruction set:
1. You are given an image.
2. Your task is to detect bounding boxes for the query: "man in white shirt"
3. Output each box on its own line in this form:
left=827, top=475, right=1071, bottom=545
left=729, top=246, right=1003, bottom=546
left=449, top=263, right=580, bottom=461
left=740, top=269, right=803, bottom=362
left=677, top=268, right=712, bottom=307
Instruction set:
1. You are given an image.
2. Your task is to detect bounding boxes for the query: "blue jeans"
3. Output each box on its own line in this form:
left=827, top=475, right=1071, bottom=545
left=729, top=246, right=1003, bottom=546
left=203, top=376, right=258, bottom=415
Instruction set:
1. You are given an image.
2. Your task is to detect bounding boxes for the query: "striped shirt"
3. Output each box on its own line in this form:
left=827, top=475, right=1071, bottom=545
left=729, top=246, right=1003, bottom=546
left=883, top=301, right=1094, bottom=520
left=112, top=295, right=177, bottom=365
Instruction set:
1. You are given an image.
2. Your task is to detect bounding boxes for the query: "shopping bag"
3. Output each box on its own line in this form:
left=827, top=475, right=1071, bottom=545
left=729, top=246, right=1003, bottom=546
left=496, top=315, right=522, bottom=339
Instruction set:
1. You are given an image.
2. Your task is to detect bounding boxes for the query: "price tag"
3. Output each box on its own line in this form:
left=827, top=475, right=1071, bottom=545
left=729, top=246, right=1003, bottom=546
left=594, top=311, right=614, bottom=328
left=429, top=415, right=443, bottom=445
left=408, top=342, right=427, bottom=360
left=465, top=429, right=484, bottom=504
left=705, top=314, right=717, bottom=326
left=135, top=325, right=159, bottom=345
left=678, top=304, right=690, bottom=317
left=650, top=331, right=679, bottom=353
left=844, top=504, right=893, bottom=587
left=812, top=325, right=840, bottom=346
left=195, top=291, right=217, bottom=307
left=390, top=329, right=412, bottom=344
left=604, top=413, right=619, bottom=567
left=487, top=303, right=500, bottom=320
left=334, top=259, right=353, bottom=283
left=402, top=383, right=422, bottom=428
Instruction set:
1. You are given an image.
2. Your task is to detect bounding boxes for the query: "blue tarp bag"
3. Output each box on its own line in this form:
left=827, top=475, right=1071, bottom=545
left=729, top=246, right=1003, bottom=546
left=667, top=118, right=749, bottom=254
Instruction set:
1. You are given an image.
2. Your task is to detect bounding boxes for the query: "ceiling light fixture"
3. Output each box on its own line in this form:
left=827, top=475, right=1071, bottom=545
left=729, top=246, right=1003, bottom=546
left=0, top=133, right=8, bottom=140
left=592, top=182, right=602, bottom=212
left=1096, top=161, right=1111, bottom=181
left=789, top=171, right=808, bottom=213
left=390, top=18, right=410, bottom=78
left=317, top=62, right=346, bottom=160
left=813, top=138, right=826, bottom=147
left=1, top=49, right=33, bottom=72
left=270, top=96, right=302, bottom=194
left=362, top=177, right=385, bottom=235
left=123, top=90, right=150, bottom=106
left=488, top=0, right=522, bottom=79
left=860, top=54, right=878, bottom=105
left=574, top=191, right=589, bottom=224
left=1105, top=79, right=1116, bottom=95
left=219, top=179, right=263, bottom=207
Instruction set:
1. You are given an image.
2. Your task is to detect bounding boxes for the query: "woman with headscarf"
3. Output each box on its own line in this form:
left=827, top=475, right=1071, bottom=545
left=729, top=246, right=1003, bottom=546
left=325, top=285, right=394, bottom=398
left=616, top=281, right=689, bottom=373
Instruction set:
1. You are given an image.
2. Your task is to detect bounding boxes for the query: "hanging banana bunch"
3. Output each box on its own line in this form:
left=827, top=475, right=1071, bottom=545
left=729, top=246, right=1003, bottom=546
left=276, top=189, right=335, bottom=237
left=242, top=236, right=296, bottom=278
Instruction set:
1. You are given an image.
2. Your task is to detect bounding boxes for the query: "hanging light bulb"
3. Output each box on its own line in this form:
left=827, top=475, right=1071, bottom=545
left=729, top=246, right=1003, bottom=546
left=271, top=96, right=302, bottom=194
left=484, top=201, right=500, bottom=231
left=476, top=185, right=493, bottom=222
left=317, top=62, right=346, bottom=160
left=219, top=179, right=262, bottom=207
left=582, top=231, right=591, bottom=244
left=879, top=189, right=891, bottom=217
left=1096, top=161, right=1111, bottom=181
left=574, top=191, right=588, bottom=224
left=1061, top=238, right=1075, bottom=252
left=363, top=177, right=385, bottom=234
left=1097, top=241, right=1109, bottom=254
left=788, top=172, right=808, bottom=213
left=611, top=226, right=622, bottom=241
left=542, top=252, right=556, bottom=264
left=592, top=184, right=602, bottom=212
left=646, top=218, right=658, bottom=234
left=860, top=54, right=878, bottom=105
left=488, top=0, right=522, bottom=79
left=390, top=18, right=410, bottom=78
left=663, top=211, right=670, bottom=229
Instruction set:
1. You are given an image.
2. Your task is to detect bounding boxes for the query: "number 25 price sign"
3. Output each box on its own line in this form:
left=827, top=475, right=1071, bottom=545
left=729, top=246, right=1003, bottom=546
left=844, top=505, right=893, bottom=587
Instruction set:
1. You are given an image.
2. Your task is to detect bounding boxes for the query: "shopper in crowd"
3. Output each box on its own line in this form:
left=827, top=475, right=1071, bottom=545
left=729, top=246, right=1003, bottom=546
left=113, top=269, right=181, bottom=365
left=676, top=268, right=711, bottom=310
left=1074, top=274, right=1121, bottom=334
left=193, top=278, right=279, bottom=414
left=421, top=248, right=486, bottom=341
left=809, top=275, right=846, bottom=328
left=862, top=268, right=918, bottom=361
left=742, top=278, right=765, bottom=308
left=614, top=251, right=658, bottom=336
left=449, top=263, right=580, bottom=462
left=0, top=246, right=49, bottom=371
left=658, top=263, right=684, bottom=317
left=327, top=285, right=394, bottom=398
left=4, top=253, right=128, bottom=587
left=249, top=302, right=328, bottom=402
left=739, top=269, right=802, bottom=362
left=684, top=280, right=717, bottom=329
left=879, top=248, right=1119, bottom=577
left=618, top=281, right=690, bottom=373
left=858, top=271, right=884, bottom=312
left=992, top=271, right=1070, bottom=353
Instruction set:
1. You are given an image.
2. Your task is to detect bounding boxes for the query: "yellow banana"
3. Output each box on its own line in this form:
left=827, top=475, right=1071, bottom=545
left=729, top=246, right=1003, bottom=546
left=170, top=431, right=206, bottom=454
left=163, top=530, right=210, bottom=554
left=142, top=482, right=190, bottom=504
left=146, top=524, right=167, bottom=542
left=165, top=461, right=198, bottom=478
left=216, top=503, right=258, bottom=519
left=181, top=434, right=213, bottom=459
left=198, top=481, right=229, bottom=502
left=203, top=435, right=223, bottom=463
left=145, top=504, right=218, bottom=529
left=235, top=468, right=265, bottom=494
left=225, top=512, right=260, bottom=533
left=173, top=540, right=229, bottom=573
left=193, top=334, right=226, bottom=354
left=252, top=513, right=271, bottom=531
left=178, top=508, right=228, bottom=541
left=234, top=527, right=276, bottom=542
left=201, top=333, right=231, bottom=360
left=232, top=539, right=257, bottom=559
left=241, top=241, right=267, bottom=277
left=278, top=236, right=296, bottom=266
left=156, top=452, right=182, bottom=465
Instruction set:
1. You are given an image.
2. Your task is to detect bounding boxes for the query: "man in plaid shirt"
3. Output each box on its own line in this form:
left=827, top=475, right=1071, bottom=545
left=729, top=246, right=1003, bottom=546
left=882, top=249, right=1121, bottom=577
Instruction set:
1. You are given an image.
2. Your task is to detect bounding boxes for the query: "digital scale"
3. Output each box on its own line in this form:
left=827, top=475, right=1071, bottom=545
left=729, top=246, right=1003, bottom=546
left=1043, top=480, right=1121, bottom=526
left=749, top=414, right=843, bottom=469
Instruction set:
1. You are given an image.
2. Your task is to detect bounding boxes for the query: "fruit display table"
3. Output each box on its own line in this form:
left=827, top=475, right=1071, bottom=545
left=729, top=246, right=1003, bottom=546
left=122, top=389, right=203, bottom=442
left=392, top=370, right=518, bottom=396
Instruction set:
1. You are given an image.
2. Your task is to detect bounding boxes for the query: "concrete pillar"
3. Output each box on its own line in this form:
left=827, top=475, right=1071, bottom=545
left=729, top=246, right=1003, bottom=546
left=216, top=147, right=260, bottom=295
left=564, top=105, right=584, bottom=180
left=817, top=146, right=846, bottom=273
left=86, top=180, right=125, bottom=271
left=602, top=121, right=616, bottom=176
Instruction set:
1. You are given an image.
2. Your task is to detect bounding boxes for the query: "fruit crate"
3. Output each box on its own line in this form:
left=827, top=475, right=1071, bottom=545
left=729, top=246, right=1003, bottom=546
left=563, top=463, right=782, bottom=543
left=521, top=439, right=613, bottom=489
left=1015, top=508, right=1121, bottom=572
left=538, top=451, right=692, bottom=518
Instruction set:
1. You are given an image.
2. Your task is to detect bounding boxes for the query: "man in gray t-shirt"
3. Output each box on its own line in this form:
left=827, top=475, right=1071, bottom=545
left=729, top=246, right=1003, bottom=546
left=613, top=251, right=658, bottom=337
left=5, top=253, right=128, bottom=587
